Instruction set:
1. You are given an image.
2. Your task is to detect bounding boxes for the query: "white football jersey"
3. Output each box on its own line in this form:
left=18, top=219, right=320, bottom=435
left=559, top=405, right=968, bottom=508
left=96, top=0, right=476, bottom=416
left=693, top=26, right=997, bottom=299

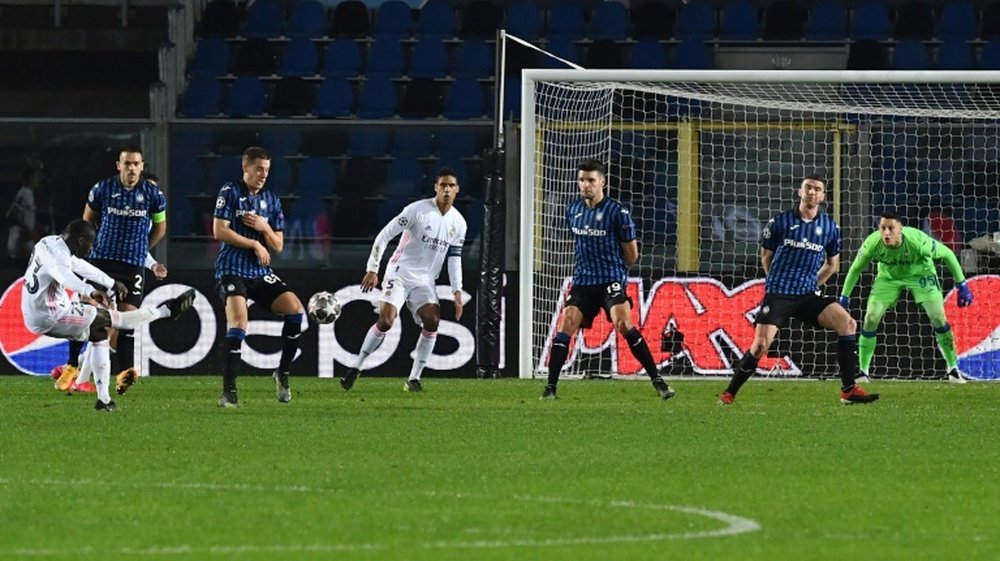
left=21, top=235, right=114, bottom=333
left=367, top=198, right=466, bottom=288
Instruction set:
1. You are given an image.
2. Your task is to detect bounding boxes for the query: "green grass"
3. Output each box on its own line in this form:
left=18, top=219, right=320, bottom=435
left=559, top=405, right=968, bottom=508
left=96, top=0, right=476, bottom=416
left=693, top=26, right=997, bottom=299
left=1, top=376, right=999, bottom=561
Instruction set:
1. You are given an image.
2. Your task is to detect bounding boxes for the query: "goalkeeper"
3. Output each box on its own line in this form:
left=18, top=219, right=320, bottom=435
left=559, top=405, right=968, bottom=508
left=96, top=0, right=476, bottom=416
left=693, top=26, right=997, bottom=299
left=839, top=211, right=974, bottom=382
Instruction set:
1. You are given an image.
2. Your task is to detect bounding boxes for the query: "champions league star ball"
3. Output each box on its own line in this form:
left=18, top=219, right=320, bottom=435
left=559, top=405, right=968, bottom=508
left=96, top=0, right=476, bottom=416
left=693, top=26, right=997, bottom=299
left=307, top=291, right=341, bottom=324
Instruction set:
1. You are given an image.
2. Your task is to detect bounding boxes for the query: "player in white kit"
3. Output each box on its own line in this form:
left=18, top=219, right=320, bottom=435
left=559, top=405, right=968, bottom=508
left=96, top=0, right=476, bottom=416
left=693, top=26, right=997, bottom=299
left=340, top=167, right=467, bottom=392
left=21, top=219, right=195, bottom=411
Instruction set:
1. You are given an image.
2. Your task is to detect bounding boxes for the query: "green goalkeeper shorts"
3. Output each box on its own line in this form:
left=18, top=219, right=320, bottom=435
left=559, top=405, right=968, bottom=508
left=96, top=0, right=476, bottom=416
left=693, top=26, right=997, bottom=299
left=868, top=273, right=944, bottom=308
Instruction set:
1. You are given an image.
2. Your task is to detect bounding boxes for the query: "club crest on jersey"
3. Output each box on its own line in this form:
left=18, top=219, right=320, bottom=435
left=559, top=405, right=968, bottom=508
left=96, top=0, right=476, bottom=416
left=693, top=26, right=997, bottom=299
left=596, top=212, right=604, bottom=221
left=448, top=226, right=456, bottom=238
left=815, top=226, right=823, bottom=236
left=260, top=200, right=267, bottom=209
left=136, top=193, right=145, bottom=203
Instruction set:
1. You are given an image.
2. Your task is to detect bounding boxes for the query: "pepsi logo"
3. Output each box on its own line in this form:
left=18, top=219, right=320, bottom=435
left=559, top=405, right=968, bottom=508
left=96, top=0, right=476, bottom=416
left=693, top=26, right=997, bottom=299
left=945, top=275, right=1000, bottom=380
left=0, top=279, right=70, bottom=376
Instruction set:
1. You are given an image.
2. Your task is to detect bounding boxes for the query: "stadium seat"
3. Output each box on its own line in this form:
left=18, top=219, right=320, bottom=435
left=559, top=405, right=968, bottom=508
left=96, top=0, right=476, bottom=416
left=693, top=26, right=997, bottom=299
left=454, top=40, right=492, bottom=79
left=259, top=129, right=301, bottom=158
left=242, top=0, right=283, bottom=39
left=590, top=1, right=629, bottom=41
left=300, top=129, right=348, bottom=157
left=189, top=37, right=231, bottom=76
left=313, top=77, right=354, bottom=118
left=850, top=1, right=890, bottom=41
left=443, top=78, right=485, bottom=119
left=547, top=1, right=587, bottom=41
left=891, top=40, right=929, bottom=70
left=936, top=40, right=974, bottom=70
left=434, top=129, right=480, bottom=161
left=762, top=0, right=806, bottom=40
left=294, top=156, right=336, bottom=198
left=459, top=0, right=501, bottom=39
left=893, top=1, right=934, bottom=40
left=209, top=155, right=242, bottom=192
left=231, top=38, right=278, bottom=76
left=399, top=79, right=444, bottom=118
left=181, top=75, right=223, bottom=117
left=384, top=158, right=424, bottom=198
left=846, top=40, right=887, bottom=69
left=287, top=0, right=327, bottom=39
left=224, top=75, right=267, bottom=116
left=720, top=0, right=759, bottom=40
left=330, top=0, right=370, bottom=38
left=331, top=199, right=380, bottom=240
left=630, top=1, right=676, bottom=40
left=278, top=37, right=319, bottom=77
left=322, top=39, right=362, bottom=78
left=938, top=0, right=976, bottom=41
left=502, top=79, right=521, bottom=122
left=408, top=40, right=449, bottom=79
left=629, top=39, right=668, bottom=69
left=542, top=38, right=580, bottom=68
left=356, top=77, right=397, bottom=118
left=675, top=1, right=716, bottom=39
left=199, top=0, right=239, bottom=37
left=269, top=77, right=315, bottom=116
left=984, top=4, right=1000, bottom=39
left=585, top=40, right=626, bottom=69
left=265, top=157, right=292, bottom=196
left=805, top=0, right=846, bottom=40
left=673, top=39, right=712, bottom=69
left=341, top=157, right=388, bottom=198
left=392, top=129, right=434, bottom=158
left=505, top=1, right=543, bottom=41
left=373, top=0, right=412, bottom=39
left=377, top=196, right=410, bottom=228
left=366, top=39, right=405, bottom=77
left=462, top=200, right=484, bottom=242
left=346, top=130, right=391, bottom=157
left=416, top=0, right=456, bottom=40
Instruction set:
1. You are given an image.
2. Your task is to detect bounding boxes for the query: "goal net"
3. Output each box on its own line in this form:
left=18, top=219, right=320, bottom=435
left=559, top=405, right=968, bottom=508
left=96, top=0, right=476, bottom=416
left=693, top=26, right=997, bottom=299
left=518, top=70, right=1000, bottom=382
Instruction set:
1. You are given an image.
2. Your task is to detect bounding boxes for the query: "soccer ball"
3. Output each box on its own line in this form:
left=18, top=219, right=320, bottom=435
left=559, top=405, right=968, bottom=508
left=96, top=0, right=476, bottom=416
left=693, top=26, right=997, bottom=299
left=307, top=291, right=341, bottom=324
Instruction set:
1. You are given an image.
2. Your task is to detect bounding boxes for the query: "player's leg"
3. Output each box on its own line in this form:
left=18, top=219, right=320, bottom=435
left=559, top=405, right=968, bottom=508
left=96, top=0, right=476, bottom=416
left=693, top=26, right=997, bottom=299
left=54, top=339, right=86, bottom=391
left=269, top=289, right=305, bottom=403
left=88, top=311, right=116, bottom=411
left=542, top=286, right=592, bottom=399
left=814, top=297, right=878, bottom=404
left=217, top=277, right=249, bottom=407
left=71, top=344, right=95, bottom=393
left=607, top=298, right=674, bottom=400
left=342, top=280, right=403, bottom=391
left=721, top=322, right=779, bottom=403
left=917, top=295, right=965, bottom=381
left=407, top=295, right=442, bottom=392
left=858, top=278, right=901, bottom=378
left=115, top=268, right=146, bottom=378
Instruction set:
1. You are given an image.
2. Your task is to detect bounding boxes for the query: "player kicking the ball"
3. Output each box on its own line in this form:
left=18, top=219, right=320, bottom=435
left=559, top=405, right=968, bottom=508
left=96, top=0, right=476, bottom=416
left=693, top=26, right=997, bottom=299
left=340, top=167, right=466, bottom=393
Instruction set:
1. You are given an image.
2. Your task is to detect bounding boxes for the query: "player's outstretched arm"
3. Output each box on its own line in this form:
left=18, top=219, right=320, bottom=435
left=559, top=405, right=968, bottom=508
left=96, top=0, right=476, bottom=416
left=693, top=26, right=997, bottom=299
left=620, top=240, right=638, bottom=268
left=817, top=253, right=840, bottom=288
left=840, top=232, right=879, bottom=300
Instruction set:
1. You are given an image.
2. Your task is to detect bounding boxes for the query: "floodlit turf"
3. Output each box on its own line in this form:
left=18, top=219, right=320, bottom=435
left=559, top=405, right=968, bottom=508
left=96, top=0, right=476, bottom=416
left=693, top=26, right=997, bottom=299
left=1, top=375, right=999, bottom=561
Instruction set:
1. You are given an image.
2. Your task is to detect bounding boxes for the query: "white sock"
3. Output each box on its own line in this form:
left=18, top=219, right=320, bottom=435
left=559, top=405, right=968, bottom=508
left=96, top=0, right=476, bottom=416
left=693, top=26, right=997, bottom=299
left=111, top=307, right=165, bottom=330
left=408, top=329, right=437, bottom=381
left=75, top=345, right=92, bottom=384
left=354, top=325, right=386, bottom=369
left=90, top=340, right=112, bottom=404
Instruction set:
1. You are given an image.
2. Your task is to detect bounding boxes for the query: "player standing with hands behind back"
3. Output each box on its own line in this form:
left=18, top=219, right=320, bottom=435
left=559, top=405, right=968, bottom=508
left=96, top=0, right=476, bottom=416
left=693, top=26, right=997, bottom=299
left=541, top=159, right=675, bottom=401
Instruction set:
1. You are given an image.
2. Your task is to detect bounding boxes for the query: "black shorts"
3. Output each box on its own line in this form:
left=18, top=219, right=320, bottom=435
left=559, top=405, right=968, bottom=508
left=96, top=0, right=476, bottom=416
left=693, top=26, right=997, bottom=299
left=755, top=293, right=838, bottom=329
left=89, top=258, right=146, bottom=308
left=216, top=273, right=292, bottom=311
left=565, top=282, right=633, bottom=329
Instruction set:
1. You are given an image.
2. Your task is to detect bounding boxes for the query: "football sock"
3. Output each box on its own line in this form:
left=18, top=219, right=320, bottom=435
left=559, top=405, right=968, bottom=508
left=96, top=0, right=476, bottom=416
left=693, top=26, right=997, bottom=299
left=117, top=329, right=135, bottom=371
left=934, top=323, right=959, bottom=370
left=354, top=325, right=386, bottom=369
left=725, top=352, right=760, bottom=396
left=547, top=332, right=571, bottom=387
left=75, top=346, right=92, bottom=385
left=90, top=340, right=112, bottom=404
left=68, top=340, right=84, bottom=368
left=624, top=327, right=659, bottom=380
left=409, top=329, right=437, bottom=381
left=837, top=335, right=859, bottom=390
left=222, top=328, right=245, bottom=388
left=858, top=329, right=877, bottom=373
left=110, top=307, right=167, bottom=330
left=278, top=314, right=303, bottom=373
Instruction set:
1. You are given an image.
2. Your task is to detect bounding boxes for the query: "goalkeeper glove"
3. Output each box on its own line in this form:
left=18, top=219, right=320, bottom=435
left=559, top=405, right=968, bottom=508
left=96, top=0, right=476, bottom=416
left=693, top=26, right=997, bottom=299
left=957, top=281, right=973, bottom=307
left=838, top=295, right=849, bottom=309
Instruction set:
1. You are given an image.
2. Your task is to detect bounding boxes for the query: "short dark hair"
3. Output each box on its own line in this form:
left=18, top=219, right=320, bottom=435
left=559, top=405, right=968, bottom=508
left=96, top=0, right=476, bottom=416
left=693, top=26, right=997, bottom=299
left=242, top=146, right=270, bottom=162
left=880, top=210, right=903, bottom=223
left=578, top=159, right=606, bottom=176
left=802, top=174, right=826, bottom=186
left=120, top=146, right=143, bottom=157
left=435, top=167, right=459, bottom=181
left=64, top=218, right=95, bottom=239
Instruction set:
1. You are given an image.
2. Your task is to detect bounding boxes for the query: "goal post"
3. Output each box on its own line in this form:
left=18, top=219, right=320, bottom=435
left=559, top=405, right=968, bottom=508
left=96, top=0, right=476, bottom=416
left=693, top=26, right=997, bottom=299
left=519, top=69, right=1000, bottom=382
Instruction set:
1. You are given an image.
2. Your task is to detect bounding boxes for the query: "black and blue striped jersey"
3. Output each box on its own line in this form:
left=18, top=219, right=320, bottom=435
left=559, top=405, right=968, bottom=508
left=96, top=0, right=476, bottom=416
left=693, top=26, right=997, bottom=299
left=760, top=207, right=841, bottom=295
left=566, top=197, right=636, bottom=286
left=213, top=180, right=285, bottom=280
left=87, top=176, right=166, bottom=267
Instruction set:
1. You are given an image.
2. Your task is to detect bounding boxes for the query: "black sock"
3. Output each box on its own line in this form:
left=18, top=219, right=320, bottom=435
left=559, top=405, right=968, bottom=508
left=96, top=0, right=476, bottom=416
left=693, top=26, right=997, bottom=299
left=117, top=329, right=135, bottom=371
left=547, top=332, right=571, bottom=387
left=222, top=328, right=245, bottom=389
left=725, top=352, right=760, bottom=396
left=278, top=314, right=303, bottom=373
left=624, top=327, right=659, bottom=380
left=837, top=335, right=858, bottom=391
left=68, top=340, right=85, bottom=368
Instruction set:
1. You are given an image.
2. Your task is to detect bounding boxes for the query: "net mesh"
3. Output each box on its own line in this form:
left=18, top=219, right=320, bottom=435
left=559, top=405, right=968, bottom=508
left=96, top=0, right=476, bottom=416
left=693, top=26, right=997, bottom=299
left=526, top=77, right=1000, bottom=381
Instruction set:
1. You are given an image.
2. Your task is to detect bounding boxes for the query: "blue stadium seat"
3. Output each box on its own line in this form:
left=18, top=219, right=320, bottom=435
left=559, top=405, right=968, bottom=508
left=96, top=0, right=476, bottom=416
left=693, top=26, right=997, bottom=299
left=936, top=40, right=974, bottom=70
left=181, top=75, right=222, bottom=117
left=373, top=0, right=412, bottom=39
left=590, top=1, right=629, bottom=41
left=408, top=40, right=449, bottom=78
left=962, top=199, right=1000, bottom=242
left=891, top=40, right=929, bottom=70
left=938, top=0, right=976, bottom=41
left=356, top=77, right=397, bottom=118
left=505, top=1, right=543, bottom=41
left=346, top=130, right=391, bottom=157
left=416, top=0, right=455, bottom=39
left=366, top=39, right=405, bottom=77
left=462, top=200, right=484, bottom=242
left=849, top=1, right=890, bottom=40
left=287, top=0, right=327, bottom=39
left=209, top=155, right=241, bottom=192
left=720, top=0, right=759, bottom=40
left=294, top=157, right=336, bottom=199
left=762, top=0, right=806, bottom=40
left=502, top=78, right=521, bottom=122
left=392, top=129, right=434, bottom=157
left=893, top=1, right=934, bottom=40
left=443, top=77, right=485, bottom=119
left=459, top=0, right=502, bottom=39
left=399, top=79, right=444, bottom=118
left=171, top=128, right=214, bottom=159
left=189, top=37, right=231, bottom=76
left=377, top=196, right=410, bottom=228
left=805, top=0, right=846, bottom=40
left=224, top=76, right=267, bottom=116
left=199, top=0, right=239, bottom=37
left=979, top=41, right=1000, bottom=69
left=314, top=77, right=354, bottom=118
left=384, top=158, right=424, bottom=198
left=243, top=0, right=284, bottom=38
left=269, top=77, right=315, bottom=116
left=322, top=39, right=362, bottom=78
left=629, top=39, right=668, bottom=69
left=914, top=160, right=955, bottom=199
left=330, top=0, right=370, bottom=38
left=435, top=130, right=479, bottom=160
left=454, top=40, right=492, bottom=79
left=259, top=129, right=301, bottom=158
left=547, top=1, right=587, bottom=40
left=543, top=38, right=580, bottom=68
left=631, top=1, right=676, bottom=39
left=278, top=37, right=319, bottom=77
left=676, top=1, right=716, bottom=39
left=673, top=39, right=712, bottom=69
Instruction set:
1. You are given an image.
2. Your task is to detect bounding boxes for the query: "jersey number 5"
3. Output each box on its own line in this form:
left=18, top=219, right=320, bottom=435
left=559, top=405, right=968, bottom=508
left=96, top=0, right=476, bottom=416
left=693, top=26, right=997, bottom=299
left=24, top=257, right=41, bottom=294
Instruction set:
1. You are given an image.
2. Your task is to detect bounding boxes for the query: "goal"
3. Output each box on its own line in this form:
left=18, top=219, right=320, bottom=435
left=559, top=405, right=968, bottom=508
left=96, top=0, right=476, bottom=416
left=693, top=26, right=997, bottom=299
left=518, top=70, right=1000, bottom=381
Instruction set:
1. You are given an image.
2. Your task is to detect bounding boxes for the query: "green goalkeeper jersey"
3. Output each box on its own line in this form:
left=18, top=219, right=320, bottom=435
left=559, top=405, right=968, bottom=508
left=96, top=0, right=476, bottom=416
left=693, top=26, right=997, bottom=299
left=841, top=226, right=965, bottom=297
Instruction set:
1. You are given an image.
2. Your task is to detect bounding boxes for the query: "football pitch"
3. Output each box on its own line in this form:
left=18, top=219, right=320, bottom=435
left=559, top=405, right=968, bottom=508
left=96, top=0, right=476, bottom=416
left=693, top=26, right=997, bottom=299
left=1, top=376, right=998, bottom=561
